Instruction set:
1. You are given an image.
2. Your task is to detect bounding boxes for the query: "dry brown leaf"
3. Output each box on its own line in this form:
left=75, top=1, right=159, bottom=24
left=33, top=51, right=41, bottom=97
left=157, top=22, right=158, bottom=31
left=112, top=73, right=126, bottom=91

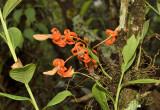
left=11, top=58, right=23, bottom=69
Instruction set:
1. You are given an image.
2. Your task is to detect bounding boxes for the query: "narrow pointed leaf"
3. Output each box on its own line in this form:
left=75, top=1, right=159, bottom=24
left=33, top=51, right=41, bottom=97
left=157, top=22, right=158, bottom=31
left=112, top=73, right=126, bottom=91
left=145, top=6, right=150, bottom=14
left=122, top=79, right=160, bottom=87
left=92, top=84, right=110, bottom=110
left=86, top=48, right=112, bottom=80
left=95, top=80, right=115, bottom=103
left=42, top=90, right=72, bottom=110
left=141, top=19, right=150, bottom=42
left=122, top=35, right=138, bottom=65
left=80, top=1, right=92, bottom=17
left=99, top=64, right=112, bottom=80
left=9, top=64, right=36, bottom=84
left=0, top=92, right=32, bottom=103
left=157, top=2, right=160, bottom=13
left=86, top=48, right=100, bottom=63
left=85, top=17, right=93, bottom=26
left=121, top=52, right=136, bottom=73
left=3, top=0, right=22, bottom=19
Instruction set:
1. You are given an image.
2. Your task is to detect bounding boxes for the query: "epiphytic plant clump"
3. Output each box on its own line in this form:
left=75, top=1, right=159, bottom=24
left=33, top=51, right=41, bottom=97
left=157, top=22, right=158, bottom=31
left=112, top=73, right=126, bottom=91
left=34, top=27, right=118, bottom=78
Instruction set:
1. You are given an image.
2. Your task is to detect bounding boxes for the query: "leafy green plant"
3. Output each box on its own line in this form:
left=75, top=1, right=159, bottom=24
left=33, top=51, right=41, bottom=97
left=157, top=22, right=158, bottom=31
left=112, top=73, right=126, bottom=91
left=0, top=0, right=73, bottom=110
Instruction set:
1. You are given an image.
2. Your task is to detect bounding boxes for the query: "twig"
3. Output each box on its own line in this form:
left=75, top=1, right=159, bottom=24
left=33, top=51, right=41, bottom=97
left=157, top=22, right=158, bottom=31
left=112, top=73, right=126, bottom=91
left=144, top=33, right=160, bottom=43
left=140, top=78, right=160, bottom=97
left=70, top=86, right=109, bottom=103
left=70, top=93, right=93, bottom=103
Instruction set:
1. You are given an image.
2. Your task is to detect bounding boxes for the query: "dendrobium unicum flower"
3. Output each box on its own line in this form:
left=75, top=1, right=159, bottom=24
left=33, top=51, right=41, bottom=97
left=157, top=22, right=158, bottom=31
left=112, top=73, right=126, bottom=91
left=51, top=28, right=67, bottom=47
left=51, top=28, right=80, bottom=47
left=85, top=59, right=98, bottom=72
left=64, top=29, right=80, bottom=45
left=71, top=42, right=98, bottom=72
left=43, top=58, right=74, bottom=77
left=105, top=29, right=118, bottom=46
left=33, top=28, right=79, bottom=47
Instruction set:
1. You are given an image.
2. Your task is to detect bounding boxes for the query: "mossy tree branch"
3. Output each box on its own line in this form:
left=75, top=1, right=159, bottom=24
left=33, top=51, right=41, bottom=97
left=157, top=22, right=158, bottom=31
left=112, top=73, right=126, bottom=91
left=117, top=0, right=146, bottom=109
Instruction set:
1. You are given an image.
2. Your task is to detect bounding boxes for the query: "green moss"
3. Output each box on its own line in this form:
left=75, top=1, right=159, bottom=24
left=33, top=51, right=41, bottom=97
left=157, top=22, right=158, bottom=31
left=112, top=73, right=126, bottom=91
left=72, top=15, right=100, bottom=42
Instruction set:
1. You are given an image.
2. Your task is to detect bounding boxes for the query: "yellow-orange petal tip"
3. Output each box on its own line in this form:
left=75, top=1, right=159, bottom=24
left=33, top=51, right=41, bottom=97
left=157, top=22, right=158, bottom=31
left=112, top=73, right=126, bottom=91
left=43, top=67, right=58, bottom=75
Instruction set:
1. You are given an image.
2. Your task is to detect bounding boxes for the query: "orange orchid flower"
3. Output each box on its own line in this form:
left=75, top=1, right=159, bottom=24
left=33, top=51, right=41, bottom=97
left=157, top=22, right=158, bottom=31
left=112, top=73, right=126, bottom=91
left=64, top=29, right=80, bottom=45
left=85, top=59, right=98, bottom=72
left=105, top=29, right=118, bottom=46
left=71, top=42, right=85, bottom=55
left=51, top=28, right=80, bottom=47
left=106, top=29, right=118, bottom=37
left=51, top=28, right=67, bottom=47
left=92, top=50, right=97, bottom=55
left=43, top=58, right=74, bottom=77
left=71, top=42, right=98, bottom=71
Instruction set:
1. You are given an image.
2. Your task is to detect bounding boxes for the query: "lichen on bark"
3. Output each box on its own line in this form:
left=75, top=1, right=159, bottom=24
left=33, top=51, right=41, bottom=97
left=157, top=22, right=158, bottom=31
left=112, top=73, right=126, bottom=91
left=128, top=0, right=146, bottom=37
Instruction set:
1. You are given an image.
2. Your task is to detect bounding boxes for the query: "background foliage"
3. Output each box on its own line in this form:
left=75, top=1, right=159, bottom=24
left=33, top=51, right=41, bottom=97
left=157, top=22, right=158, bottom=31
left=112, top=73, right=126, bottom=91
left=0, top=0, right=160, bottom=110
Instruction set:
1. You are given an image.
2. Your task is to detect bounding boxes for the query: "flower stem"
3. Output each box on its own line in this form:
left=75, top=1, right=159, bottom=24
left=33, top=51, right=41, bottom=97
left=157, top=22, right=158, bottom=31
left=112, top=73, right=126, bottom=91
left=64, top=55, right=76, bottom=63
left=0, top=9, right=17, bottom=62
left=92, top=35, right=111, bottom=50
left=74, top=37, right=89, bottom=47
left=25, top=84, right=39, bottom=110
left=0, top=9, right=39, bottom=110
left=74, top=72, right=95, bottom=80
left=114, top=69, right=125, bottom=110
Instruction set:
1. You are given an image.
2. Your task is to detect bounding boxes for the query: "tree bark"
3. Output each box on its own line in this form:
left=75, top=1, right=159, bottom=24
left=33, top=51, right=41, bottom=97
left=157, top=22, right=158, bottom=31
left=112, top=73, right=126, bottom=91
left=117, top=0, right=146, bottom=109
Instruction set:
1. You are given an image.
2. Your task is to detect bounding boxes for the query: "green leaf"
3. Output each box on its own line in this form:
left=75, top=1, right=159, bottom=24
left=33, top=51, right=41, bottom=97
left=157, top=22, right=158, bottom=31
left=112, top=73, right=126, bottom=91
left=157, top=2, right=160, bottom=13
left=141, top=19, right=150, bottom=42
left=35, top=23, right=48, bottom=33
left=85, top=18, right=93, bottom=26
left=95, top=80, right=115, bottom=103
left=8, top=27, right=23, bottom=49
left=92, top=84, right=110, bottom=110
left=24, top=8, right=36, bottom=22
left=121, top=52, right=136, bottom=73
left=9, top=64, right=36, bottom=84
left=42, top=90, right=72, bottom=110
left=23, top=28, right=35, bottom=42
left=86, top=48, right=100, bottom=63
left=145, top=6, right=150, bottom=14
left=86, top=48, right=112, bottom=80
left=99, top=64, right=112, bottom=80
left=122, top=79, right=160, bottom=87
left=0, top=92, right=32, bottom=103
left=122, top=35, right=137, bottom=65
left=13, top=9, right=22, bottom=23
left=17, top=36, right=24, bottom=49
left=80, top=1, right=92, bottom=17
left=3, top=0, right=22, bottom=19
